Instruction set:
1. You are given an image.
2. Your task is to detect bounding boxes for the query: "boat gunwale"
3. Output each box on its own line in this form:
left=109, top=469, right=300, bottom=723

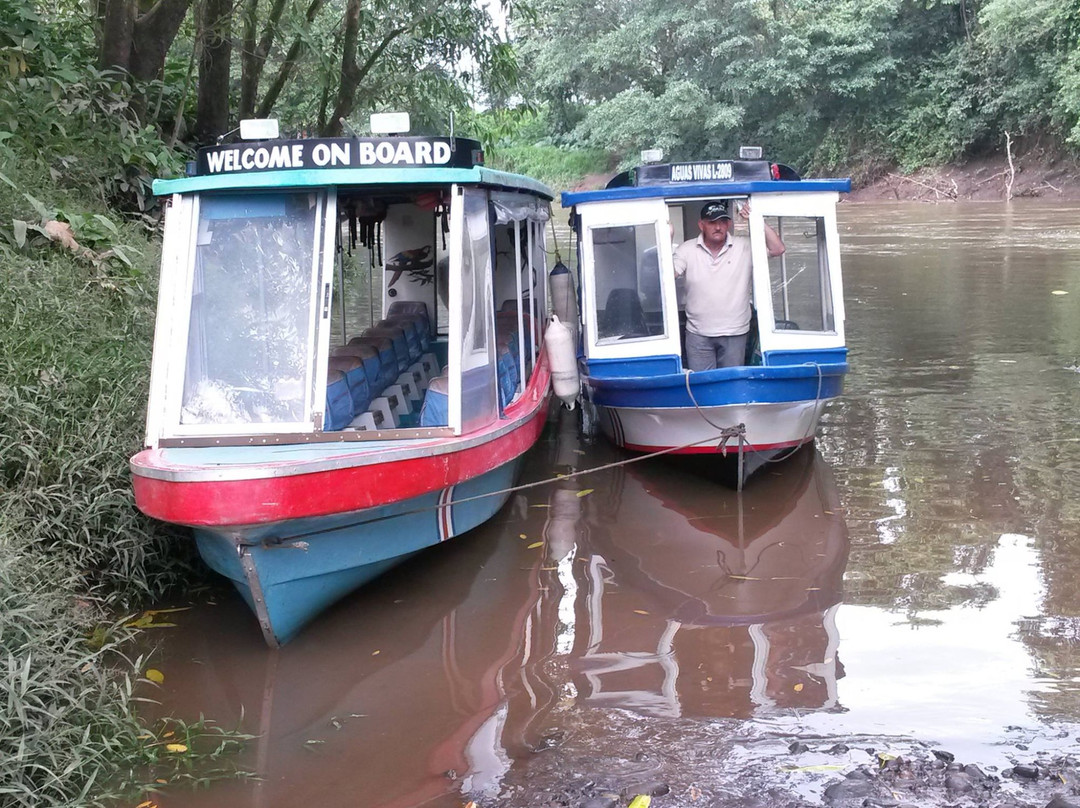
left=584, top=361, right=849, bottom=390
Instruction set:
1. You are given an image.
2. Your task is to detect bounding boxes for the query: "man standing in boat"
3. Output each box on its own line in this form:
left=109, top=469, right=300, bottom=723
left=673, top=200, right=785, bottom=371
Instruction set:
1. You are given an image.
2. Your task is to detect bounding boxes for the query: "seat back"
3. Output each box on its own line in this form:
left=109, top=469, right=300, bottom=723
left=600, top=287, right=648, bottom=339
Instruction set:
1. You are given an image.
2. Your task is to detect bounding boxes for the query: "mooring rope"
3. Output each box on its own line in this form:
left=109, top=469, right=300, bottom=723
left=257, top=423, right=740, bottom=547
left=259, top=364, right=827, bottom=547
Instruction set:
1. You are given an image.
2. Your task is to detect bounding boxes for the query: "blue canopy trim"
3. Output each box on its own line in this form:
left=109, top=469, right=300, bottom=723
left=562, top=178, right=851, bottom=207
left=154, top=166, right=554, bottom=200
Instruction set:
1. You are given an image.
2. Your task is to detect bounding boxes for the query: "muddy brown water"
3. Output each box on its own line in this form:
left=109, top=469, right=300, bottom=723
left=142, top=202, right=1080, bottom=807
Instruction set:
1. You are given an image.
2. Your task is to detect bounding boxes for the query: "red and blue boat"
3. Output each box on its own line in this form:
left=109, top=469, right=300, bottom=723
left=131, top=117, right=555, bottom=645
left=562, top=152, right=850, bottom=485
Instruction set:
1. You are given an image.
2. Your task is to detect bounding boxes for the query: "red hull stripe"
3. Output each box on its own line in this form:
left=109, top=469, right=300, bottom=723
left=621, top=436, right=812, bottom=455
left=133, top=397, right=549, bottom=527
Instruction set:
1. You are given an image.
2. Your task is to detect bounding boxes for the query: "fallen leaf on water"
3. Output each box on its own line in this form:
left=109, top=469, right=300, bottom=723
left=1051, top=290, right=1068, bottom=295
left=527, top=542, right=544, bottom=549
left=628, top=796, right=651, bottom=808
left=155, top=779, right=167, bottom=784
left=162, top=731, right=174, bottom=738
left=633, top=609, right=650, bottom=615
left=371, top=650, right=381, bottom=656
left=464, top=802, right=478, bottom=808
left=576, top=489, right=594, bottom=498
left=519, top=534, right=528, bottom=539
left=793, top=683, right=804, bottom=692
left=165, top=743, right=188, bottom=753
left=136, top=800, right=155, bottom=808
left=145, top=669, right=165, bottom=684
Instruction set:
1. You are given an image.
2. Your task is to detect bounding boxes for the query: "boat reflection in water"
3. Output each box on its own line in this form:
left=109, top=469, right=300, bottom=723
left=568, top=444, right=848, bottom=719
left=149, top=413, right=848, bottom=807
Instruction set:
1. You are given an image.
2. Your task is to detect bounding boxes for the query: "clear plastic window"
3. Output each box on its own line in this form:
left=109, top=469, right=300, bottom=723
left=181, top=193, right=320, bottom=426
left=590, top=223, right=666, bottom=343
left=458, top=189, right=498, bottom=430
left=767, top=216, right=835, bottom=334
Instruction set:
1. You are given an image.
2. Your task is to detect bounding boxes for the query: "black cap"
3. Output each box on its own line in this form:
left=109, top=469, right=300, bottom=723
left=700, top=201, right=731, bottom=221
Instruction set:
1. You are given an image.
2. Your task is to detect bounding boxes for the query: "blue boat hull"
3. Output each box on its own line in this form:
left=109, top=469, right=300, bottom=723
left=193, top=456, right=524, bottom=645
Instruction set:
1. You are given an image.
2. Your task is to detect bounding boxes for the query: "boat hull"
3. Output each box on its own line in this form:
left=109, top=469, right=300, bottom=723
left=193, top=455, right=526, bottom=645
left=586, top=362, right=846, bottom=486
left=132, top=362, right=552, bottom=645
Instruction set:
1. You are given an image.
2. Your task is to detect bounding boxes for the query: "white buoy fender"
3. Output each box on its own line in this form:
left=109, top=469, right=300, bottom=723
left=545, top=315, right=579, bottom=409
left=548, top=261, right=579, bottom=348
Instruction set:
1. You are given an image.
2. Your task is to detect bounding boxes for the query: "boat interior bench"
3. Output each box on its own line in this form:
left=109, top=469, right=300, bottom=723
left=324, top=301, right=440, bottom=432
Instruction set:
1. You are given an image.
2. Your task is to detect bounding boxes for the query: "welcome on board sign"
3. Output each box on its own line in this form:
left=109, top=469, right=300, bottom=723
left=194, top=137, right=483, bottom=176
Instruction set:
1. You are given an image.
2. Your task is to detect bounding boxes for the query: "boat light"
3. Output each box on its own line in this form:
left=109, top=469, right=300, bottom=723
left=739, top=146, right=763, bottom=159
left=370, top=112, right=411, bottom=135
left=239, top=119, right=280, bottom=140
left=640, top=148, right=664, bottom=164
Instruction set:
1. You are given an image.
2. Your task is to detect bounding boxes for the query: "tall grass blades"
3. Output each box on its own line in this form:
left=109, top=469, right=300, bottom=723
left=0, top=241, right=196, bottom=606
left=0, top=159, right=227, bottom=803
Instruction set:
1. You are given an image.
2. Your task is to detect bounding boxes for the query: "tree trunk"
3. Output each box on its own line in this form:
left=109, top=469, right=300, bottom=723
left=239, top=0, right=290, bottom=119
left=324, top=4, right=411, bottom=136
left=195, top=0, right=233, bottom=144
left=130, top=0, right=194, bottom=82
left=256, top=0, right=329, bottom=118
left=99, top=0, right=135, bottom=71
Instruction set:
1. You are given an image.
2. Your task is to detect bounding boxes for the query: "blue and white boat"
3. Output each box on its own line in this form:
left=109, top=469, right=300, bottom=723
left=562, top=153, right=850, bottom=486
left=131, top=116, right=555, bottom=645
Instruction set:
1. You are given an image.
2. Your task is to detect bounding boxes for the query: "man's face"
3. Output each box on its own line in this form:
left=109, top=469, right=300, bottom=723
left=699, top=216, right=730, bottom=248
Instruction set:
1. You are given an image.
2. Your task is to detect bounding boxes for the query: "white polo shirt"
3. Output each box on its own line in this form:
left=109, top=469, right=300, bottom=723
left=672, top=234, right=753, bottom=337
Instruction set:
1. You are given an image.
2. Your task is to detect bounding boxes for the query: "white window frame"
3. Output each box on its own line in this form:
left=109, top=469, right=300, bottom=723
left=447, top=185, right=499, bottom=433
left=144, top=193, right=194, bottom=448
left=158, top=189, right=333, bottom=438
left=747, top=192, right=846, bottom=356
left=578, top=199, right=681, bottom=361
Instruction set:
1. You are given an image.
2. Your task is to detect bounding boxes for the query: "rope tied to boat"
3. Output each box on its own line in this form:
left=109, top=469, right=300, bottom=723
left=715, top=423, right=746, bottom=456
left=251, top=423, right=747, bottom=548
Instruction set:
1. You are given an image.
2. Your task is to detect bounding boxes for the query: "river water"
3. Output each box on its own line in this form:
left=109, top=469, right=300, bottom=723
left=143, top=202, right=1080, bottom=807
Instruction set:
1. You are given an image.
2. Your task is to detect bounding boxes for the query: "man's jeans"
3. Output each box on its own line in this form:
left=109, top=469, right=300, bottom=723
left=685, top=330, right=748, bottom=371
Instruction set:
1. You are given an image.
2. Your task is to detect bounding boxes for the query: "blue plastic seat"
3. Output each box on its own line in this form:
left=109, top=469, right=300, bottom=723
left=419, top=375, right=449, bottom=427
left=324, top=370, right=353, bottom=431
left=363, top=325, right=410, bottom=371
left=328, top=355, right=372, bottom=414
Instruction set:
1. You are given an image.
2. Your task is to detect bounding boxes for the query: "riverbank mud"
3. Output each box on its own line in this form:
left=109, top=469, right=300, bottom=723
left=846, top=150, right=1080, bottom=203
left=572, top=148, right=1080, bottom=203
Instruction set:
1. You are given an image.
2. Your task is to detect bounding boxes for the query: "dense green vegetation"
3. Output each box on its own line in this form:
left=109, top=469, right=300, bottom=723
left=513, top=0, right=1080, bottom=180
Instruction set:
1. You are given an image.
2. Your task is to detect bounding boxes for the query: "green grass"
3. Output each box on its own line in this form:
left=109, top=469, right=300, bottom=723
left=0, top=154, right=235, bottom=804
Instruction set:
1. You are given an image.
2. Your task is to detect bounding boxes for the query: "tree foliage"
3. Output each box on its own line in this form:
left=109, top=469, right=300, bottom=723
left=514, top=0, right=1080, bottom=175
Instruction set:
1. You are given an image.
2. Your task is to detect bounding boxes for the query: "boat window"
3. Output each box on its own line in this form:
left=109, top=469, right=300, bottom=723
left=330, top=206, right=385, bottom=344
left=590, top=222, right=666, bottom=343
left=181, top=192, right=320, bottom=426
left=457, top=188, right=498, bottom=431
left=765, top=216, right=835, bottom=334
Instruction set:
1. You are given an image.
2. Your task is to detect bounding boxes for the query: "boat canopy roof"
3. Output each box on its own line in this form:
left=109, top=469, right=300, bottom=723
left=153, top=135, right=554, bottom=200
left=562, top=158, right=850, bottom=206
